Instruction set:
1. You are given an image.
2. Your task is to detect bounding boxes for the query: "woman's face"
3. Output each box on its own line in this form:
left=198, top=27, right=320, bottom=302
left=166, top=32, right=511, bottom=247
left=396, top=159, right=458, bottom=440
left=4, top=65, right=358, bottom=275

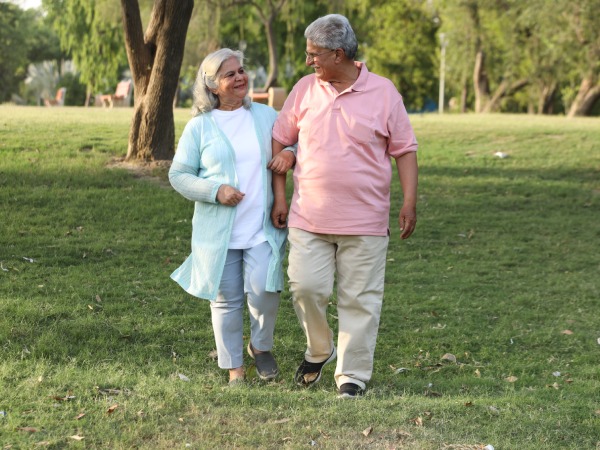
left=214, top=56, right=249, bottom=104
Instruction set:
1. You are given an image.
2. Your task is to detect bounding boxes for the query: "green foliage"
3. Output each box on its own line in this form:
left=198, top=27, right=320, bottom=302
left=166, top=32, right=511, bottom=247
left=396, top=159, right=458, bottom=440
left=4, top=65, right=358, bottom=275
left=26, top=10, right=64, bottom=64
left=362, top=0, right=439, bottom=110
left=42, top=0, right=128, bottom=95
left=0, top=4, right=64, bottom=105
left=58, top=72, right=88, bottom=106
left=4, top=0, right=600, bottom=114
left=1, top=106, right=599, bottom=448
left=0, top=3, right=33, bottom=102
left=435, top=0, right=600, bottom=114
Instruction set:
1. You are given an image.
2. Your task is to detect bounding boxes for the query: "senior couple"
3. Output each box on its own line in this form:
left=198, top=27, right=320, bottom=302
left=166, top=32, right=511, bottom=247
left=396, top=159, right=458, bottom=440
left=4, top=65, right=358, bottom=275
left=168, top=14, right=418, bottom=399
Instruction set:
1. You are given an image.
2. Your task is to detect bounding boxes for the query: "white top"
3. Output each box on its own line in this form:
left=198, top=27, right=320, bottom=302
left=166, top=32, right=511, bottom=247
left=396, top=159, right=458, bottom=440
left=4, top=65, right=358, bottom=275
left=212, top=107, right=266, bottom=249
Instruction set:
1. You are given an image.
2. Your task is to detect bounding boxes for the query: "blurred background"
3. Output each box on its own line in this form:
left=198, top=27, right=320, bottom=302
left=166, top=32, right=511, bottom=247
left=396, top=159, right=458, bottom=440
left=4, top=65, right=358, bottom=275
left=2, top=0, right=599, bottom=116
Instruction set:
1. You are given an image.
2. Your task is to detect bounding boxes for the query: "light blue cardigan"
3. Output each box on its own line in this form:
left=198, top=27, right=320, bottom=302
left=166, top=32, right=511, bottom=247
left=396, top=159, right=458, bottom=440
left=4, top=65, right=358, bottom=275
left=169, top=102, right=287, bottom=301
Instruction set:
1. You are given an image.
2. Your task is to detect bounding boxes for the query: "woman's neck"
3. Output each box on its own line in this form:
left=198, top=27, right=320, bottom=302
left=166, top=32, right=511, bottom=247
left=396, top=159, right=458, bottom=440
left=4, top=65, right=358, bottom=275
left=218, top=99, right=243, bottom=111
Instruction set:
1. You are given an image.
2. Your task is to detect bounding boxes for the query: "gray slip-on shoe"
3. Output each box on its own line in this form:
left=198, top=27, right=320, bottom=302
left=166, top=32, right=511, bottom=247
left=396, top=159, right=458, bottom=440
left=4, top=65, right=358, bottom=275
left=247, top=342, right=279, bottom=381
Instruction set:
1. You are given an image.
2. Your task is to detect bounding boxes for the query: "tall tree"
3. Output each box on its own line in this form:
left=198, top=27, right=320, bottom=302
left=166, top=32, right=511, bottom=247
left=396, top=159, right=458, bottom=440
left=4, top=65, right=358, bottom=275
left=362, top=0, right=439, bottom=111
left=563, top=0, right=600, bottom=117
left=0, top=3, right=32, bottom=102
left=437, top=0, right=531, bottom=113
left=43, top=0, right=127, bottom=105
left=216, top=0, right=289, bottom=91
left=120, top=0, right=194, bottom=161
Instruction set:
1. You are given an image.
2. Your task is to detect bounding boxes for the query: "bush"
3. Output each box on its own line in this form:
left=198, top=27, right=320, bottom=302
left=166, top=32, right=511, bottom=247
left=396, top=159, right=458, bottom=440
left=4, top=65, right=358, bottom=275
left=59, top=72, right=87, bottom=106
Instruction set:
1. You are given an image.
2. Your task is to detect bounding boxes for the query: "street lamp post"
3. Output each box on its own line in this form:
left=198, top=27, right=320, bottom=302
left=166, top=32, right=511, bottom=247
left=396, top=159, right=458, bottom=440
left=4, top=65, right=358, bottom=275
left=438, top=33, right=447, bottom=114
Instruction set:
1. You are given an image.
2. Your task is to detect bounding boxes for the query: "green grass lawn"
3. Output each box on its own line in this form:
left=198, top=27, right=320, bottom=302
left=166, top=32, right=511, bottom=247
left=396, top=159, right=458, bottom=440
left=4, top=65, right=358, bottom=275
left=1, top=105, right=599, bottom=449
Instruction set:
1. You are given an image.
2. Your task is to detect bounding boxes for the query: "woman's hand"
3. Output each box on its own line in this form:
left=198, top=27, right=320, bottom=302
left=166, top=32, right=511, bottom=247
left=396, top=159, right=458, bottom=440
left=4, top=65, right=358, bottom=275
left=268, top=151, right=295, bottom=174
left=217, top=185, right=245, bottom=206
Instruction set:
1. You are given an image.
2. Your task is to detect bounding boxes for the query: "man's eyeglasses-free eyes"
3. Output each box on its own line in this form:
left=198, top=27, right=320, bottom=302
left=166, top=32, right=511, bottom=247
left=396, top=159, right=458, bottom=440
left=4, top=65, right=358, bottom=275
left=304, top=49, right=336, bottom=61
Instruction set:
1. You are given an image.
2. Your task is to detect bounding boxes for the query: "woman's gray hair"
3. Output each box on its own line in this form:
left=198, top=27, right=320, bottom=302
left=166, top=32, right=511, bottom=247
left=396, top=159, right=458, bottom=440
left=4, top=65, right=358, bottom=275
left=191, top=48, right=251, bottom=116
left=304, top=14, right=358, bottom=60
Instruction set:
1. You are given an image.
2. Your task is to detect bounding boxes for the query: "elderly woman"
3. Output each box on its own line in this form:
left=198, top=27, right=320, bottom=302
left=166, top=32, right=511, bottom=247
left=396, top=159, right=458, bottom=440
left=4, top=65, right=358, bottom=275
left=168, top=48, right=293, bottom=384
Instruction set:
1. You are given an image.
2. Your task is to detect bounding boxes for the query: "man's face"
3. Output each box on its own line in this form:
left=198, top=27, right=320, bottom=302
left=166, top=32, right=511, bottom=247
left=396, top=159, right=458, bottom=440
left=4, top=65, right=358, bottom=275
left=305, top=39, right=337, bottom=81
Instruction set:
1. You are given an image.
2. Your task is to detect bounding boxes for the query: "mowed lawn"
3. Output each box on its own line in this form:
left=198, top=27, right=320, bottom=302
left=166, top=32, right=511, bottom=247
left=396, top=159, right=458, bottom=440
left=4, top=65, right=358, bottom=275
left=0, top=105, right=599, bottom=449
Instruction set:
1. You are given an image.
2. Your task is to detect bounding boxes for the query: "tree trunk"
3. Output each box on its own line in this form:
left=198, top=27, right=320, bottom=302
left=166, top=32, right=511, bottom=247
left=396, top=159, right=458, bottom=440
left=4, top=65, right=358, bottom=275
left=568, top=74, right=600, bottom=117
left=467, top=1, right=489, bottom=113
left=538, top=82, right=556, bottom=115
left=252, top=0, right=286, bottom=91
left=460, top=76, right=468, bottom=113
left=482, top=78, right=528, bottom=113
left=473, top=49, right=490, bottom=113
left=120, top=0, right=194, bottom=162
left=261, top=16, right=278, bottom=91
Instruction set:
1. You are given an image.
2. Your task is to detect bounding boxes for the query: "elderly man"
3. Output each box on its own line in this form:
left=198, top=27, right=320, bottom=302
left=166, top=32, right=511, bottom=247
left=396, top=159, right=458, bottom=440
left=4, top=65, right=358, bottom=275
left=268, top=14, right=418, bottom=398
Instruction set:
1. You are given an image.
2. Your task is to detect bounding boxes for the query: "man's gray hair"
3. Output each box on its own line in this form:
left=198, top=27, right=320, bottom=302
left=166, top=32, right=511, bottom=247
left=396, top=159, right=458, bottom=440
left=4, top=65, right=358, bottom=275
left=191, top=48, right=251, bottom=116
left=304, top=14, right=358, bottom=60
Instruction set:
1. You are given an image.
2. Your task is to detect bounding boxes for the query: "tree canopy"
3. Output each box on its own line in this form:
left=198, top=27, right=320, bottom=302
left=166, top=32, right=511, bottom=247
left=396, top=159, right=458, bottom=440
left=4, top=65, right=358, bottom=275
left=4, top=0, right=600, bottom=118
left=42, top=0, right=128, bottom=101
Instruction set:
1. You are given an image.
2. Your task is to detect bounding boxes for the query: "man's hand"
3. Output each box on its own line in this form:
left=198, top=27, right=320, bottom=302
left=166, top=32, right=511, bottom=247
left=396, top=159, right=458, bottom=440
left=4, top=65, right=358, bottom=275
left=268, top=150, right=295, bottom=174
left=216, top=185, right=245, bottom=206
left=271, top=198, right=289, bottom=229
left=398, top=205, right=416, bottom=239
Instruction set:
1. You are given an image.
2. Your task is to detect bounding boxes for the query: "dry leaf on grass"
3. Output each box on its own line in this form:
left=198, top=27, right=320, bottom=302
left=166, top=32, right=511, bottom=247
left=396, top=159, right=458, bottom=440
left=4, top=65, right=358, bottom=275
left=561, top=330, right=573, bottom=335
left=425, top=388, right=442, bottom=397
left=70, top=435, right=84, bottom=441
left=362, top=426, right=373, bottom=437
left=50, top=395, right=76, bottom=402
left=17, top=427, right=38, bottom=432
left=107, top=404, right=118, bottom=414
left=504, top=376, right=518, bottom=383
left=272, top=418, right=291, bottom=424
left=75, top=413, right=85, bottom=420
left=97, top=388, right=130, bottom=395
left=442, top=353, right=457, bottom=363
left=410, top=417, right=424, bottom=427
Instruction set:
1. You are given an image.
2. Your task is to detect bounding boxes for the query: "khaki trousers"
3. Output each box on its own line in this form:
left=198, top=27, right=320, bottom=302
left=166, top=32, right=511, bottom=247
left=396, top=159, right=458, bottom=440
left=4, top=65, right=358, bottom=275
left=288, top=228, right=389, bottom=389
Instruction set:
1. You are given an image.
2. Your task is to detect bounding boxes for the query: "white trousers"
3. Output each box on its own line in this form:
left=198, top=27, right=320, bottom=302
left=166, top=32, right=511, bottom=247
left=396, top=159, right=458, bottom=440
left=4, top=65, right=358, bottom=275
left=287, top=228, right=389, bottom=390
left=210, top=241, right=280, bottom=369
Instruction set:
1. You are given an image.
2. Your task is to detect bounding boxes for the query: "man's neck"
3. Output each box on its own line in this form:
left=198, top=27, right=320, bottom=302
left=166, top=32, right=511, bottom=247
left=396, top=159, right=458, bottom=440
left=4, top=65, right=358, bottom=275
left=328, top=62, right=360, bottom=92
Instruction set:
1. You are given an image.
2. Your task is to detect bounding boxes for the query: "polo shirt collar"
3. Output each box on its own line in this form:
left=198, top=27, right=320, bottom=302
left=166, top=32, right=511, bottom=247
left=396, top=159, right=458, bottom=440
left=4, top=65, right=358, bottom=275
left=316, top=61, right=369, bottom=92
left=350, top=61, right=368, bottom=92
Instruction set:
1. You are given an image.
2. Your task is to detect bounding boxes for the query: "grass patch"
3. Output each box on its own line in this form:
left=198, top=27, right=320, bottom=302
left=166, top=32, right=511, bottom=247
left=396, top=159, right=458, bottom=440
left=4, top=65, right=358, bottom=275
left=1, top=106, right=599, bottom=449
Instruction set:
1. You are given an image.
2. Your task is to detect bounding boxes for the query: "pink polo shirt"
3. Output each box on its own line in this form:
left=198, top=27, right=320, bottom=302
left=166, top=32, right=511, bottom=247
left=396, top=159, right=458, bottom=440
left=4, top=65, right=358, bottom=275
left=273, top=62, right=418, bottom=236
